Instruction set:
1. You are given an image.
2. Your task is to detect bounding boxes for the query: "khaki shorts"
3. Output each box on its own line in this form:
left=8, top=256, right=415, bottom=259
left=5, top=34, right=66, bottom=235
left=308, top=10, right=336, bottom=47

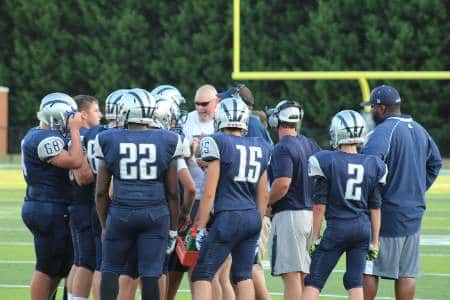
left=364, top=232, right=420, bottom=279
left=268, top=210, right=312, bottom=276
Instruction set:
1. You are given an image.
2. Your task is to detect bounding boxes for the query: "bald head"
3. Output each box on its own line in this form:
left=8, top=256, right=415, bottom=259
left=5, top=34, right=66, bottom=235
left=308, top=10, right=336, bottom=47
left=195, top=84, right=218, bottom=100
left=194, top=84, right=219, bottom=122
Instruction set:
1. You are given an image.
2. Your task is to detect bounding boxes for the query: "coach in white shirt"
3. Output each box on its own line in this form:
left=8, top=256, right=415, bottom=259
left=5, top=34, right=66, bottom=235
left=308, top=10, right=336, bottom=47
left=183, top=84, right=219, bottom=199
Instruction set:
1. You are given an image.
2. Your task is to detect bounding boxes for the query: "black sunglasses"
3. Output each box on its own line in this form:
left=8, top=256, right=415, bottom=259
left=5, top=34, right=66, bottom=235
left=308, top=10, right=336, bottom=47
left=195, top=100, right=212, bottom=107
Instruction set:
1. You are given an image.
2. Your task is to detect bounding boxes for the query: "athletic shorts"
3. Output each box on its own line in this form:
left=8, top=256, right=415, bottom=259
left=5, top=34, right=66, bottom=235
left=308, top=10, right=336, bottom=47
left=364, top=232, right=420, bottom=279
left=268, top=210, right=312, bottom=276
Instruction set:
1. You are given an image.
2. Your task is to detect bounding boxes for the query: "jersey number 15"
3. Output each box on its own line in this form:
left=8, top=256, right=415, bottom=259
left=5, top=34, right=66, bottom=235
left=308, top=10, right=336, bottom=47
left=234, top=145, right=262, bottom=183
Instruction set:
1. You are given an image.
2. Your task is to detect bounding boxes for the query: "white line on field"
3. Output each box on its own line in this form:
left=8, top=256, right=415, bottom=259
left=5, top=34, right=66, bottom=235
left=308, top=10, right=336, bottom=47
left=0, top=285, right=434, bottom=299
left=0, top=227, right=27, bottom=232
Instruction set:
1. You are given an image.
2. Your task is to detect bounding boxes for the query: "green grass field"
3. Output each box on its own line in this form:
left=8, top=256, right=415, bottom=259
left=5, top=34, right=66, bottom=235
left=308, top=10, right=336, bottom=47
left=0, top=168, right=449, bottom=299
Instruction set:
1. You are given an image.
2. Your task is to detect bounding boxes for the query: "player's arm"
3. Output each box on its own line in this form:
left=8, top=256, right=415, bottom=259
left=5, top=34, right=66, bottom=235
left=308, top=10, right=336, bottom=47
left=177, top=159, right=196, bottom=229
left=256, top=170, right=269, bottom=220
left=72, top=153, right=95, bottom=186
left=268, top=144, right=292, bottom=205
left=269, top=177, right=291, bottom=205
left=308, top=155, right=328, bottom=242
left=95, top=159, right=111, bottom=231
left=50, top=113, right=84, bottom=169
left=311, top=176, right=328, bottom=241
left=194, top=159, right=220, bottom=229
left=165, top=160, right=179, bottom=231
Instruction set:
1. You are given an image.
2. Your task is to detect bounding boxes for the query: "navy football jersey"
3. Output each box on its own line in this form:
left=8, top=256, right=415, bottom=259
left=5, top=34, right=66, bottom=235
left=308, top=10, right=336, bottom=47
left=84, top=125, right=108, bottom=176
left=200, top=133, right=271, bottom=212
left=21, top=127, right=72, bottom=203
left=95, top=128, right=183, bottom=208
left=269, top=135, right=321, bottom=214
left=308, top=150, right=387, bottom=221
left=70, top=126, right=108, bottom=204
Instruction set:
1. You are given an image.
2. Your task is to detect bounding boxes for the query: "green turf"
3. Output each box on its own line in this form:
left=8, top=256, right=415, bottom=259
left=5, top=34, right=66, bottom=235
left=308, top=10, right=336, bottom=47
left=0, top=169, right=449, bottom=299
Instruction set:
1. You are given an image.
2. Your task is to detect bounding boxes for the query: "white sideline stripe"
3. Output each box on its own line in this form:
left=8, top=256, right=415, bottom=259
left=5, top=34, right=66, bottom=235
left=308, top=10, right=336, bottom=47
left=0, top=259, right=448, bottom=278
left=0, top=227, right=27, bottom=232
left=0, top=285, right=434, bottom=299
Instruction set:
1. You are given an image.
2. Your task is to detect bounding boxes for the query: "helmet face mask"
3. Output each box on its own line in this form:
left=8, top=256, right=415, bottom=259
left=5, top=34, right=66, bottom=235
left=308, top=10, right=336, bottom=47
left=37, top=92, right=77, bottom=134
left=214, top=96, right=249, bottom=134
left=329, top=110, right=366, bottom=149
left=267, top=100, right=304, bottom=129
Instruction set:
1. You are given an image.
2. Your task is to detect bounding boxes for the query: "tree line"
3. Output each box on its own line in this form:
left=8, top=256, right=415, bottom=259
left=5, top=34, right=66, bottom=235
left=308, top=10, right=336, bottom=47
left=1, top=0, right=449, bottom=154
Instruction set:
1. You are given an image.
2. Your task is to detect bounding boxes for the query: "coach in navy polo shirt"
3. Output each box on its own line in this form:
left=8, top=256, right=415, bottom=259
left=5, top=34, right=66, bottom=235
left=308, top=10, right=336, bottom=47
left=361, top=85, right=442, bottom=300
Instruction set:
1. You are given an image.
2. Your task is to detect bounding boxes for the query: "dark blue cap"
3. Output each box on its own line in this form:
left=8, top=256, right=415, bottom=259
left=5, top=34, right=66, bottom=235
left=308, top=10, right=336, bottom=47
left=217, top=87, right=239, bottom=100
left=360, top=85, right=401, bottom=106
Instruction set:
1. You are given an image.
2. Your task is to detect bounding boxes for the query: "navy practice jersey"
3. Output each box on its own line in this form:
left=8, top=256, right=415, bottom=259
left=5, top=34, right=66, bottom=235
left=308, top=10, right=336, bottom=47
left=269, top=135, right=321, bottom=214
left=200, top=133, right=271, bottom=212
left=308, top=150, right=387, bottom=221
left=21, top=127, right=72, bottom=203
left=362, top=114, right=442, bottom=236
left=70, top=126, right=108, bottom=204
left=95, top=128, right=183, bottom=208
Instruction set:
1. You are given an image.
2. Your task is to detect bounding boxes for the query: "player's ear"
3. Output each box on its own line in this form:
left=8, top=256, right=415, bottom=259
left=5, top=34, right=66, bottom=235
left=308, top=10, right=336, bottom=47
left=80, top=110, right=88, bottom=120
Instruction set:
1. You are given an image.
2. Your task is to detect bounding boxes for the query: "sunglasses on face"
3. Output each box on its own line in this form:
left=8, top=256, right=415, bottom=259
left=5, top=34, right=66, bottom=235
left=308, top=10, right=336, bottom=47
left=195, top=100, right=212, bottom=107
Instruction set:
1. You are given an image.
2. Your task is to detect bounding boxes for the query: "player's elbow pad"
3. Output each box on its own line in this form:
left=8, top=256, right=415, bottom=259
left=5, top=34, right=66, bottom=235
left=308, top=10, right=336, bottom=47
left=368, top=184, right=382, bottom=209
left=312, top=176, right=328, bottom=205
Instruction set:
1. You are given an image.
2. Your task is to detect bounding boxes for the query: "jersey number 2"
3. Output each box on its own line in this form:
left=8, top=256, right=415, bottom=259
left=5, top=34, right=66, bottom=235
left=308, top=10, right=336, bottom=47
left=345, top=163, right=364, bottom=201
left=120, top=143, right=157, bottom=180
left=234, top=145, right=262, bottom=183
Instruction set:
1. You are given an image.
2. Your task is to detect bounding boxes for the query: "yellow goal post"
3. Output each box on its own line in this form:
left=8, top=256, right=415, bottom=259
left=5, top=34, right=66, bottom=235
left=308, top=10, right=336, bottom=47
left=231, top=0, right=450, bottom=111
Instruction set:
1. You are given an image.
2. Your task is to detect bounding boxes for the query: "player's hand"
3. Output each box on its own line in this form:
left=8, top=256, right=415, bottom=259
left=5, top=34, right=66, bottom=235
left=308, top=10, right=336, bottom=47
left=195, top=227, right=208, bottom=251
left=68, top=112, right=83, bottom=130
left=178, top=212, right=191, bottom=232
left=166, top=230, right=178, bottom=255
left=366, top=243, right=379, bottom=261
left=309, top=238, right=321, bottom=257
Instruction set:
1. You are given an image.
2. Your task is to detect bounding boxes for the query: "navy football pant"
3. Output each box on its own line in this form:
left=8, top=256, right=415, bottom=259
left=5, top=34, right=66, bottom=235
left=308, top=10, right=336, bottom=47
left=68, top=203, right=96, bottom=271
left=305, top=217, right=371, bottom=290
left=101, top=206, right=169, bottom=278
left=191, top=209, right=261, bottom=283
left=22, top=201, right=73, bottom=278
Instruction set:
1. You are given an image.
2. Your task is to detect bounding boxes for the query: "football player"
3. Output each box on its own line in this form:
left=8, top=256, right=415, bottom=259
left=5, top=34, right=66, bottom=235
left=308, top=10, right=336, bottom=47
left=66, top=95, right=102, bottom=300
left=95, top=91, right=183, bottom=300
left=21, top=92, right=83, bottom=300
left=191, top=96, right=271, bottom=300
left=302, top=110, right=386, bottom=300
left=152, top=84, right=196, bottom=300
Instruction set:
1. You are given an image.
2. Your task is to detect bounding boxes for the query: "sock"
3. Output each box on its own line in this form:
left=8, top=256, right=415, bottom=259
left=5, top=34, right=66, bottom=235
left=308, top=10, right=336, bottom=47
left=141, top=276, right=160, bottom=300
left=100, top=272, right=119, bottom=300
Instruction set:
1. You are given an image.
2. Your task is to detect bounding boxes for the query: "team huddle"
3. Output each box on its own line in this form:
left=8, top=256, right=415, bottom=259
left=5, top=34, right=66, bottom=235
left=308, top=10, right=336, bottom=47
left=21, top=83, right=441, bottom=300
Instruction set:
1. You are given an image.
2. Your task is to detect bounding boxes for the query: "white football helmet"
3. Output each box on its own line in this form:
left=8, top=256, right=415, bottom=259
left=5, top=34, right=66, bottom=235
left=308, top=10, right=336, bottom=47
left=37, top=92, right=77, bottom=133
left=329, top=110, right=366, bottom=149
left=151, top=85, right=186, bottom=107
left=267, top=100, right=304, bottom=128
left=153, top=98, right=180, bottom=129
left=118, top=88, right=159, bottom=128
left=105, top=89, right=129, bottom=121
left=214, top=96, right=249, bottom=133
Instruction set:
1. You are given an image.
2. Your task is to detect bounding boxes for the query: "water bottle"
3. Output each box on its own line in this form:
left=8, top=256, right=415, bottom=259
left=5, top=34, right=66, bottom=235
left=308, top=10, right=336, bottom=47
left=185, top=227, right=197, bottom=251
